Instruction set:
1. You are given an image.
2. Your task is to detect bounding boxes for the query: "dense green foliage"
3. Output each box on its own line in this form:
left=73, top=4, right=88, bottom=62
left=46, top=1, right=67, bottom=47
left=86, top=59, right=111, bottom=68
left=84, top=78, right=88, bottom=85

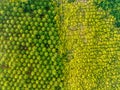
left=0, top=0, right=64, bottom=90
left=94, top=0, right=120, bottom=28
left=0, top=0, right=120, bottom=90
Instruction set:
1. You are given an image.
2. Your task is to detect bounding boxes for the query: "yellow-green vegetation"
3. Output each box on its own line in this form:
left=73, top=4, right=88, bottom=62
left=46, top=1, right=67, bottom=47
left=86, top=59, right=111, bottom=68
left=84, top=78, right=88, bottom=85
left=94, top=0, right=120, bottom=28
left=0, top=0, right=65, bottom=90
left=60, top=0, right=120, bottom=90
left=0, top=0, right=120, bottom=90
